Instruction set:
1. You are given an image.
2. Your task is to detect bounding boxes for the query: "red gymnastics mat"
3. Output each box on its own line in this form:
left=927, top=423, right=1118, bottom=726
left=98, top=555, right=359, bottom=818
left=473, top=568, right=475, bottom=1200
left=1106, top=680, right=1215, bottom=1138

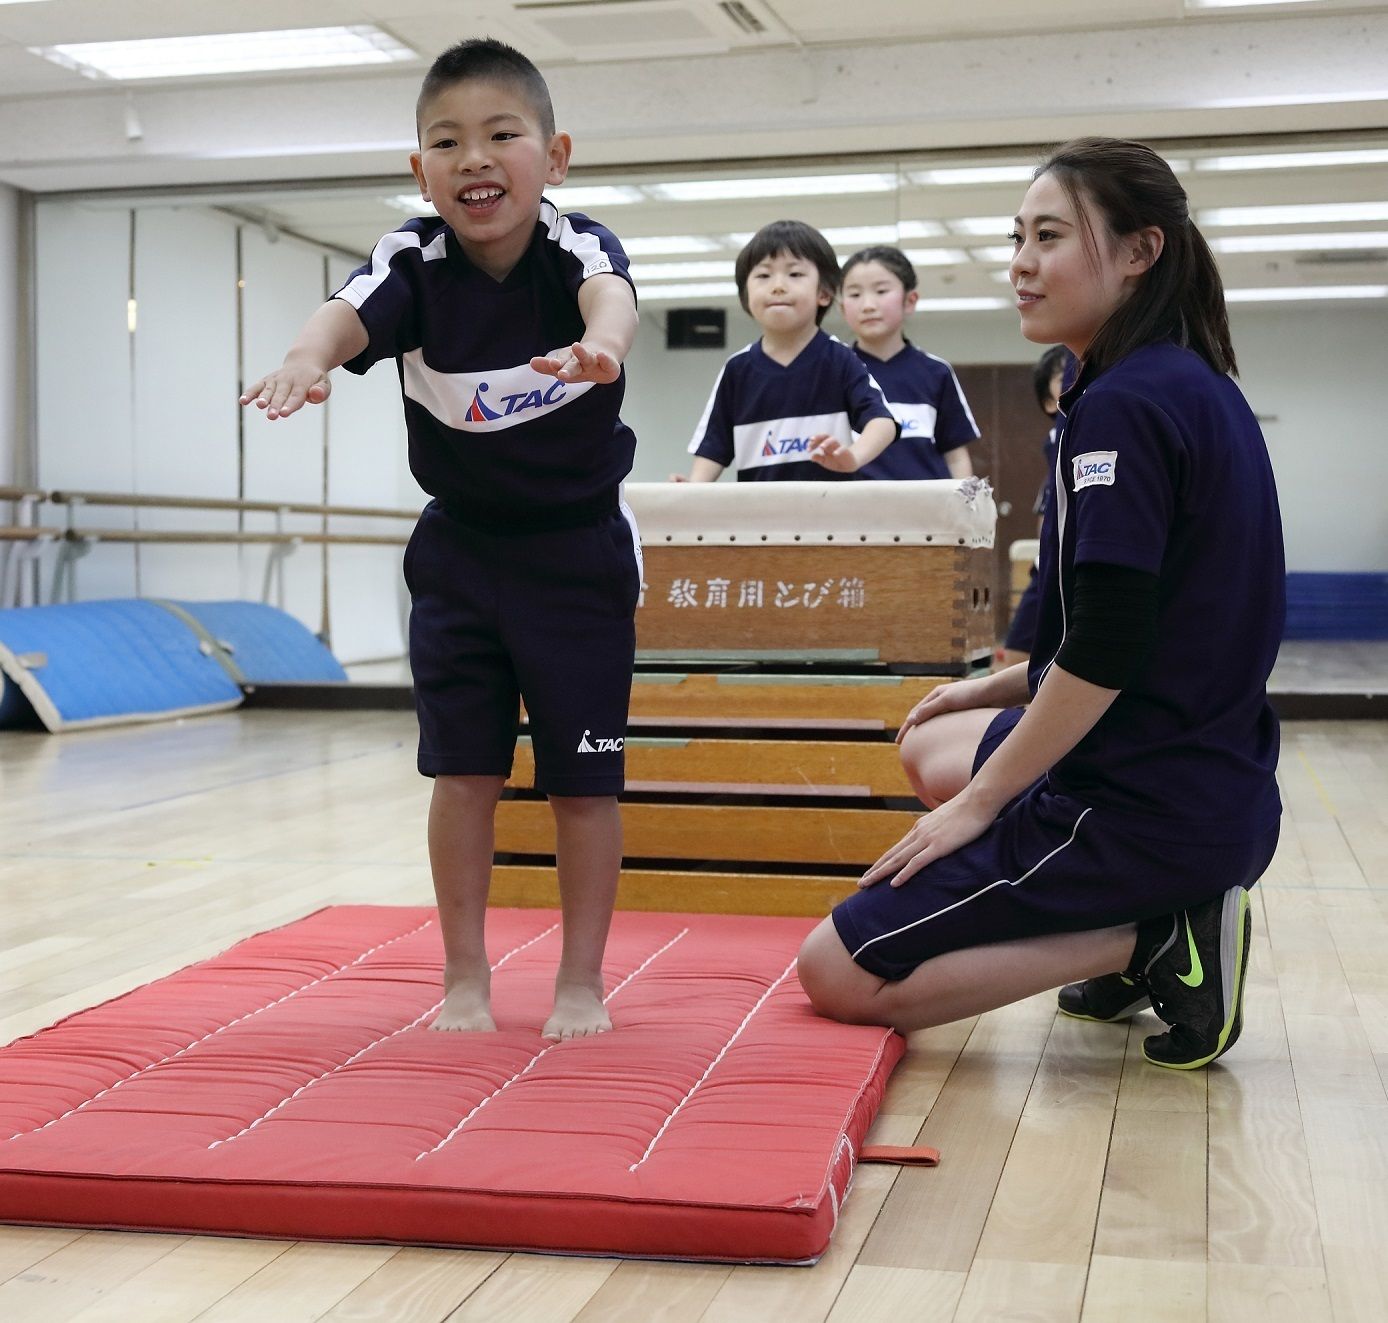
left=0, top=907, right=906, bottom=1264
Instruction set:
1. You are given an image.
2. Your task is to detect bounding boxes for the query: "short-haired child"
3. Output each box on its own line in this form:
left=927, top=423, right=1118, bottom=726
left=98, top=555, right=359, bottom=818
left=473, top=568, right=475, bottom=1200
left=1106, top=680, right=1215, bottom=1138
left=240, top=39, right=641, bottom=1041
left=680, top=220, right=898, bottom=481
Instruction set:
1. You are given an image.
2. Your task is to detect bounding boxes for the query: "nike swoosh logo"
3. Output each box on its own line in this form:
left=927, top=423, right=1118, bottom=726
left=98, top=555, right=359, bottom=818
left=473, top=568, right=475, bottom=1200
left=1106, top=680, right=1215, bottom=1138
left=1177, top=915, right=1203, bottom=988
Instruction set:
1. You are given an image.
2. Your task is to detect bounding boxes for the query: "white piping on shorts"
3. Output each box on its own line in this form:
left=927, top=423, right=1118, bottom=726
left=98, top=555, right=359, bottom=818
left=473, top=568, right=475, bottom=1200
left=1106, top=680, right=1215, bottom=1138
left=850, top=806, right=1092, bottom=963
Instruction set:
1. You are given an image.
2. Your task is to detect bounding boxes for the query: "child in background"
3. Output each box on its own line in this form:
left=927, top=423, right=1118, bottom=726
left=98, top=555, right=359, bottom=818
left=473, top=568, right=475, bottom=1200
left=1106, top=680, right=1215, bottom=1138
left=839, top=246, right=980, bottom=481
left=240, top=39, right=641, bottom=1042
left=999, top=344, right=1071, bottom=667
left=680, top=220, right=898, bottom=481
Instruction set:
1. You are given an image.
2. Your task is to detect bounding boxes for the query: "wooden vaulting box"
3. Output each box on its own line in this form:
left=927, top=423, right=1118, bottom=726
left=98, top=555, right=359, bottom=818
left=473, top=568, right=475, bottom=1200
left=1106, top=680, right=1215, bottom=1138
left=622, top=479, right=998, bottom=672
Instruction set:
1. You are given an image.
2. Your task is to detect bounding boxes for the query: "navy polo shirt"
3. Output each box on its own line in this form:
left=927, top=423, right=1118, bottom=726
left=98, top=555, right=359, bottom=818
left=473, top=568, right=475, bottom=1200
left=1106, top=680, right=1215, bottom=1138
left=851, top=342, right=980, bottom=481
left=688, top=331, right=896, bottom=481
left=334, top=203, right=636, bottom=521
left=1029, top=342, right=1284, bottom=843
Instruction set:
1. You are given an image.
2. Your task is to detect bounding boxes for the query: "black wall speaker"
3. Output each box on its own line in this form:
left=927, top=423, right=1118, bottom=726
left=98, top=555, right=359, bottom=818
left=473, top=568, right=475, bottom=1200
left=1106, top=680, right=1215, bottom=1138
left=666, top=307, right=727, bottom=350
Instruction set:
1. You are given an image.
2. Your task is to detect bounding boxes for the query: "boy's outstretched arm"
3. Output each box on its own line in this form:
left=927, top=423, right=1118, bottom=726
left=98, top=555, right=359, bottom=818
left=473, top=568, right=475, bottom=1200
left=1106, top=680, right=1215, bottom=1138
left=532, top=275, right=638, bottom=385
left=809, top=417, right=899, bottom=473
left=240, top=300, right=369, bottom=420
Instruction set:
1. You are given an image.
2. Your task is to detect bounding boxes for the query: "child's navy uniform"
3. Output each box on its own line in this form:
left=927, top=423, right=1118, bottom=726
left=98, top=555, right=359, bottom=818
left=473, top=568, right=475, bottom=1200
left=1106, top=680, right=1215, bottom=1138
left=851, top=342, right=980, bottom=481
left=688, top=331, right=896, bottom=481
left=833, top=342, right=1284, bottom=979
left=335, top=203, right=641, bottom=795
left=1002, top=414, right=1063, bottom=654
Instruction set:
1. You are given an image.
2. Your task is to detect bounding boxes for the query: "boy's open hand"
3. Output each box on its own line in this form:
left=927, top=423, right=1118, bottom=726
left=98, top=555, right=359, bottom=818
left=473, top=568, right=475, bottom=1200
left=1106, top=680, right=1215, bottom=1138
left=240, top=366, right=332, bottom=420
left=531, top=342, right=621, bottom=385
left=809, top=435, right=861, bottom=473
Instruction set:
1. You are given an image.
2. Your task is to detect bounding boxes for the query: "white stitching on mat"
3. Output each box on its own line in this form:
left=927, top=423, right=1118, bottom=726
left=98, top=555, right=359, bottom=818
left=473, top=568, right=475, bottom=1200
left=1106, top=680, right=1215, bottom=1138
left=3, top=916, right=437, bottom=1145
left=207, top=921, right=561, bottom=1149
left=628, top=956, right=798, bottom=1174
left=414, top=926, right=689, bottom=1163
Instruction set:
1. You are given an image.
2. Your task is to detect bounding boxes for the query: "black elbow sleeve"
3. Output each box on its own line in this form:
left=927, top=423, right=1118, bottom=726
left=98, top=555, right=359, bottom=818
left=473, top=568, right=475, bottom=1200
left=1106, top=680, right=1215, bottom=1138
left=1054, top=563, right=1159, bottom=690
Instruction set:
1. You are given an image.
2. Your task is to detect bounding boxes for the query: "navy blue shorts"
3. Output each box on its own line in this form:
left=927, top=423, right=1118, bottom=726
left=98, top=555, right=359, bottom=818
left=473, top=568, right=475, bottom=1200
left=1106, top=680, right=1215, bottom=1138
left=405, top=499, right=642, bottom=796
left=832, top=707, right=1279, bottom=980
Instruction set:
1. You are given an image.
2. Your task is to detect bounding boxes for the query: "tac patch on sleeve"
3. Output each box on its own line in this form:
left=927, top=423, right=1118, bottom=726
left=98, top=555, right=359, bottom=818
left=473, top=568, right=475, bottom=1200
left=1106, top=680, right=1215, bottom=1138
left=1073, top=451, right=1117, bottom=490
left=582, top=254, right=615, bottom=278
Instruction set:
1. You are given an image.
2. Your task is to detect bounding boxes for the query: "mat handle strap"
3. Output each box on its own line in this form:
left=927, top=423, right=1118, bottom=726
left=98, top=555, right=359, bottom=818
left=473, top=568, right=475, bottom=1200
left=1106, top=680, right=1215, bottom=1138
left=859, top=1144, right=940, bottom=1167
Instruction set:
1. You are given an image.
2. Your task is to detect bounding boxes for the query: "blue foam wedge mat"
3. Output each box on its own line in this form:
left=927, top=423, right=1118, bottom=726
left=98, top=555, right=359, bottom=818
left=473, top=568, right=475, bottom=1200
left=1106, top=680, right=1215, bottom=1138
left=0, top=600, right=243, bottom=732
left=153, top=600, right=348, bottom=685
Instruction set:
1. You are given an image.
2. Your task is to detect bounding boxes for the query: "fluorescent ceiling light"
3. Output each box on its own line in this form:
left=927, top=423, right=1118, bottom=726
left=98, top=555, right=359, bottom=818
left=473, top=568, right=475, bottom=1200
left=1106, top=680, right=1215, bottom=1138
left=1195, top=149, right=1388, bottom=172
left=901, top=248, right=970, bottom=266
left=946, top=216, right=1016, bottom=236
left=899, top=221, right=947, bottom=239
left=820, top=225, right=905, bottom=245
left=971, top=246, right=1017, bottom=264
left=1225, top=285, right=1388, bottom=302
left=548, top=185, right=643, bottom=208
left=621, top=235, right=720, bottom=256
left=1200, top=202, right=1388, bottom=226
left=640, top=282, right=739, bottom=301
left=388, top=194, right=434, bottom=214
left=1210, top=231, right=1388, bottom=253
left=910, top=165, right=1036, bottom=186
left=647, top=173, right=896, bottom=202
left=629, top=261, right=734, bottom=281
left=1187, top=0, right=1330, bottom=8
left=915, top=297, right=1012, bottom=311
left=34, top=25, right=415, bottom=81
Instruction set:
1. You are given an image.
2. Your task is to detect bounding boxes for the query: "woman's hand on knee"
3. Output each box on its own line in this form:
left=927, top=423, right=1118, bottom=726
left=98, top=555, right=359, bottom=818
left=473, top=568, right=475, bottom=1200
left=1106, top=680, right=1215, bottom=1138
left=860, top=790, right=998, bottom=889
left=896, top=676, right=992, bottom=745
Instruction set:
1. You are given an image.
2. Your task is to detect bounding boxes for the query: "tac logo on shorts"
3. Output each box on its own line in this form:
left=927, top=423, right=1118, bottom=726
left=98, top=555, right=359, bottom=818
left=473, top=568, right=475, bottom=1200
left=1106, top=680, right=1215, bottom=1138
left=577, top=729, right=624, bottom=754
left=1073, top=450, right=1118, bottom=490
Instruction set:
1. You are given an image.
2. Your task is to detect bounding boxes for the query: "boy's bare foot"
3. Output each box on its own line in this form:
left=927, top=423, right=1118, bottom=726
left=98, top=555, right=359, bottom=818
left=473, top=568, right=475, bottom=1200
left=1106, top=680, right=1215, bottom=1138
left=430, top=974, right=495, bottom=1032
left=542, top=978, right=611, bottom=1041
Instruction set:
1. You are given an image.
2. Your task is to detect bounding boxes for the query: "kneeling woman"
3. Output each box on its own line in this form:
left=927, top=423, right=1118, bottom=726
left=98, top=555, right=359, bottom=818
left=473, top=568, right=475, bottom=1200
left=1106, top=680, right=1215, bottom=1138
left=797, top=137, right=1284, bottom=1070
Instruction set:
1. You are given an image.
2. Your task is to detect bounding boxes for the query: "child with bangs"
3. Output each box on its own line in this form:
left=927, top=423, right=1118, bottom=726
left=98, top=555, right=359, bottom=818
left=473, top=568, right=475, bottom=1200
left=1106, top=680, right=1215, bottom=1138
left=679, top=220, right=899, bottom=482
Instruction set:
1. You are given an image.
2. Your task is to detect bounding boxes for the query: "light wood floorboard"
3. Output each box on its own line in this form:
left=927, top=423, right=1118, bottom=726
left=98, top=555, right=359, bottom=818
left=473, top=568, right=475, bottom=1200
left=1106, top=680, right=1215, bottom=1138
left=0, top=712, right=1383, bottom=1321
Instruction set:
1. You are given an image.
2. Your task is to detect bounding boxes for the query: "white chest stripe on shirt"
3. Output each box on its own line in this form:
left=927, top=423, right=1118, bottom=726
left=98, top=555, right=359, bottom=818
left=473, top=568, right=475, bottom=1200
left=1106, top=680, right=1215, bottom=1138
left=734, top=411, right=851, bottom=470
left=402, top=353, right=594, bottom=433
left=849, top=807, right=1093, bottom=963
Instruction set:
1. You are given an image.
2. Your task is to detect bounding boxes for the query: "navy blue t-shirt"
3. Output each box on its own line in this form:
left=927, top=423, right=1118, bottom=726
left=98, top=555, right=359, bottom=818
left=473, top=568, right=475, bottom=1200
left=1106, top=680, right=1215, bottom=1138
left=334, top=203, right=636, bottom=520
left=851, top=342, right=980, bottom=481
left=1029, top=342, right=1284, bottom=844
left=688, top=331, right=896, bottom=482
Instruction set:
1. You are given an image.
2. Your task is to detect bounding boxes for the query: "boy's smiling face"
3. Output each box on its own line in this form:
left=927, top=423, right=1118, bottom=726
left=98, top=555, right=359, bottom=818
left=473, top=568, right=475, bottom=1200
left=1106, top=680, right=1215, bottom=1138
left=411, top=77, right=571, bottom=279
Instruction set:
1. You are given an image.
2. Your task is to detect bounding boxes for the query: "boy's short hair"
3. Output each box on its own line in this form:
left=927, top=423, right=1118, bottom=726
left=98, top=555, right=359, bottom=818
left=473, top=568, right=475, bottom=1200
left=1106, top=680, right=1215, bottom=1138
left=734, top=220, right=840, bottom=325
left=841, top=245, right=918, bottom=293
left=1033, top=344, right=1071, bottom=411
left=417, top=38, right=555, bottom=139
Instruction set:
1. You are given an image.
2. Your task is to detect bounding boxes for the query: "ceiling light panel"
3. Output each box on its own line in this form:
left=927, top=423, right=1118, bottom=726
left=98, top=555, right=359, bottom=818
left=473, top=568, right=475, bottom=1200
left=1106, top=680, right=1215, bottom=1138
left=647, top=173, right=896, bottom=202
left=1195, top=149, right=1388, bottom=171
left=32, top=26, right=416, bottom=82
left=639, top=281, right=740, bottom=300
left=1210, top=232, right=1388, bottom=253
left=629, top=260, right=735, bottom=281
left=1224, top=285, right=1388, bottom=301
left=1200, top=202, right=1388, bottom=226
left=620, top=235, right=722, bottom=256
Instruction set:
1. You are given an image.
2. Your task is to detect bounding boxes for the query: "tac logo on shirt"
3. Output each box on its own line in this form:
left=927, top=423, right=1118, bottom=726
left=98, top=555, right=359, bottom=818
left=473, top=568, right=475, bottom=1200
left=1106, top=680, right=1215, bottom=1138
left=1073, top=450, right=1118, bottom=491
left=761, top=434, right=817, bottom=458
left=402, top=354, right=595, bottom=433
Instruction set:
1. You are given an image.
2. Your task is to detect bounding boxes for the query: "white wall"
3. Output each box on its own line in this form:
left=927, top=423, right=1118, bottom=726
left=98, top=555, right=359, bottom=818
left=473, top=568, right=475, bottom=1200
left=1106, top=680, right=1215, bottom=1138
left=30, top=199, right=413, bottom=663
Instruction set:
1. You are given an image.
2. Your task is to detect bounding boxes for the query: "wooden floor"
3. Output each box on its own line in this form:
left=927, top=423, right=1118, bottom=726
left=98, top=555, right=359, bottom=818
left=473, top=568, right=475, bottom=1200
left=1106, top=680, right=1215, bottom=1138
left=1, top=711, right=1385, bottom=1322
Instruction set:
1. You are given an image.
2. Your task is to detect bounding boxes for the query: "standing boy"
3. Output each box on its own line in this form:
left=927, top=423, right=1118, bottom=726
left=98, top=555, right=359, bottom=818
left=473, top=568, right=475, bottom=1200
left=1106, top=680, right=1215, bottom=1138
left=680, top=220, right=899, bottom=481
left=240, top=39, right=641, bottom=1041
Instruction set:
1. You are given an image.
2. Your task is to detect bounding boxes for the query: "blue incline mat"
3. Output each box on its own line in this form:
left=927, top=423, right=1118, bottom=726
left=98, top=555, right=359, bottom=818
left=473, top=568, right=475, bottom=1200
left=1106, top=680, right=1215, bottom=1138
left=0, top=600, right=243, bottom=732
left=152, top=600, right=348, bottom=685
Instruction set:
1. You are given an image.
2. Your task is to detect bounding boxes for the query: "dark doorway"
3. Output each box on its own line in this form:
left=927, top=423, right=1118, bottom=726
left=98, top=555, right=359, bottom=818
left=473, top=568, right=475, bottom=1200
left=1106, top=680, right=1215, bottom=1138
left=953, top=363, right=1051, bottom=643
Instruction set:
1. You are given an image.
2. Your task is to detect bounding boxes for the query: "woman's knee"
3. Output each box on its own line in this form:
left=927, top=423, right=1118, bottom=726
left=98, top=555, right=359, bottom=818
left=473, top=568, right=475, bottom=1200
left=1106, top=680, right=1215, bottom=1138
left=797, top=920, right=885, bottom=1025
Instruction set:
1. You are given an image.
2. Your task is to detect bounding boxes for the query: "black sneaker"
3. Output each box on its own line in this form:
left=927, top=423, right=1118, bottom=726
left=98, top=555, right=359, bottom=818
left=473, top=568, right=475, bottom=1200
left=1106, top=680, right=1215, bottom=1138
left=1138, top=885, right=1253, bottom=1070
left=1057, top=972, right=1151, bottom=1022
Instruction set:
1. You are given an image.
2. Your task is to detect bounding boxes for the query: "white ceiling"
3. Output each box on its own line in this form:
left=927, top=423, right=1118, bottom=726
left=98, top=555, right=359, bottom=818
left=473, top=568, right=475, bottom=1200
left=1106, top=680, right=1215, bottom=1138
left=3, top=0, right=1387, bottom=305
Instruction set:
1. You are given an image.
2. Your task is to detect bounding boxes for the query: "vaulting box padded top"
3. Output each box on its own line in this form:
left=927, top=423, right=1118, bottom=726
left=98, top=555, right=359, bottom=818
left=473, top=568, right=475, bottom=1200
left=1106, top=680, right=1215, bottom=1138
left=0, top=906, right=903, bottom=1264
